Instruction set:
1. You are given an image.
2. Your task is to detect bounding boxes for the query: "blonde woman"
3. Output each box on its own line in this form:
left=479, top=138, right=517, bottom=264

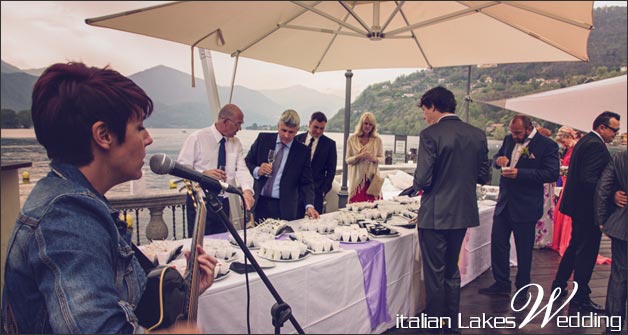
left=346, top=112, right=384, bottom=203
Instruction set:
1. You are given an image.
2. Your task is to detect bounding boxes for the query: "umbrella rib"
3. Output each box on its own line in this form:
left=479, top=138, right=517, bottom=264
left=380, top=1, right=406, bottom=33
left=312, top=9, right=355, bottom=73
left=291, top=1, right=367, bottom=35
left=477, top=10, right=590, bottom=61
left=279, top=24, right=363, bottom=38
left=396, top=3, right=433, bottom=69
left=501, top=1, right=594, bottom=29
left=338, top=1, right=372, bottom=33
left=236, top=3, right=317, bottom=55
left=386, top=1, right=500, bottom=36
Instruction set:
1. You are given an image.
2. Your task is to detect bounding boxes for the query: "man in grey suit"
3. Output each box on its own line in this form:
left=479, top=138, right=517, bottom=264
left=413, top=86, right=490, bottom=334
left=595, top=150, right=627, bottom=333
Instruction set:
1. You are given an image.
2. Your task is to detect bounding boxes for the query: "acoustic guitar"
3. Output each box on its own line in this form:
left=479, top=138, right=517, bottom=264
left=135, top=181, right=207, bottom=331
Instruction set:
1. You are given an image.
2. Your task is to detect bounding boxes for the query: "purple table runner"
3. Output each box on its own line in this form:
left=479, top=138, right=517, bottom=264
left=341, top=239, right=392, bottom=330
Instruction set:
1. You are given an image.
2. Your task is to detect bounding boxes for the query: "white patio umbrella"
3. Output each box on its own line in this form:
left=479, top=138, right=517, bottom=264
left=85, top=1, right=594, bottom=207
left=86, top=1, right=593, bottom=72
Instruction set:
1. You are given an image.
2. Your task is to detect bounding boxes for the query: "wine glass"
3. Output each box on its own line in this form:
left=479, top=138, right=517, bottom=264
left=480, top=186, right=487, bottom=201
left=267, top=149, right=275, bottom=176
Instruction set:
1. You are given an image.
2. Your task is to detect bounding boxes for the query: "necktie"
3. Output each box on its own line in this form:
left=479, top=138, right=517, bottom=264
left=217, top=137, right=226, bottom=169
left=261, top=143, right=285, bottom=197
left=308, top=137, right=315, bottom=159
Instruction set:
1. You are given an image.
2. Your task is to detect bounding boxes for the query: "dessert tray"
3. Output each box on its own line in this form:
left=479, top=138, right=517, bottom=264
left=214, top=269, right=230, bottom=282
left=257, top=240, right=310, bottom=262
left=257, top=250, right=311, bottom=262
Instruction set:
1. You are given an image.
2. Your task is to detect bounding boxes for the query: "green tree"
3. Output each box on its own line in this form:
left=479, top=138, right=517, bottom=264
left=493, top=126, right=506, bottom=140
left=1, top=109, right=20, bottom=128
left=17, top=110, right=32, bottom=128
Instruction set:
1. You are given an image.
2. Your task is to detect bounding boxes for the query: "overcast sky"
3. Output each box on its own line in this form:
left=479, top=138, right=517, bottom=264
left=2, top=1, right=626, bottom=97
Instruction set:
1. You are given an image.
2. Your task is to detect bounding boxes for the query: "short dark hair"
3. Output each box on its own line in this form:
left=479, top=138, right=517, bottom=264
left=418, top=86, right=456, bottom=113
left=592, top=111, right=621, bottom=130
left=511, top=114, right=533, bottom=130
left=310, top=111, right=327, bottom=123
left=31, top=63, right=153, bottom=166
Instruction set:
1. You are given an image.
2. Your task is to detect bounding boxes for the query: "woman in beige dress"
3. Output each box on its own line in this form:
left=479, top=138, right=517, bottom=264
left=346, top=112, right=384, bottom=203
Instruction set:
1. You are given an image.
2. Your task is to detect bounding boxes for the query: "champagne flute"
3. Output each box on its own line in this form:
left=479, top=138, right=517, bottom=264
left=218, top=165, right=226, bottom=195
left=267, top=149, right=275, bottom=176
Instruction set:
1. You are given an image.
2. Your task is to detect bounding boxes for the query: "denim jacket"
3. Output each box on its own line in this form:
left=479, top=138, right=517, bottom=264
left=1, top=161, right=147, bottom=334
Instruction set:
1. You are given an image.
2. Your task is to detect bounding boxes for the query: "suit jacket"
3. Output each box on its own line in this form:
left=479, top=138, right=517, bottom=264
left=560, top=132, right=611, bottom=223
left=413, top=116, right=490, bottom=230
left=245, top=132, right=315, bottom=221
left=595, top=151, right=627, bottom=241
left=494, top=131, right=559, bottom=223
left=295, top=133, right=337, bottom=194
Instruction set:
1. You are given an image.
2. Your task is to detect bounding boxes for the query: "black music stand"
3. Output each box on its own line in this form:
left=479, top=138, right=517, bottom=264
left=203, top=189, right=305, bottom=335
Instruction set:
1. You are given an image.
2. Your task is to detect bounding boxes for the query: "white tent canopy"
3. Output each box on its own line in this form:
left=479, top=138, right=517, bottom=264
left=481, top=75, right=627, bottom=132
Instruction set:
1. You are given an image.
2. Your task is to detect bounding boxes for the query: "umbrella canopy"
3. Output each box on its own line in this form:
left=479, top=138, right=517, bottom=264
left=480, top=75, right=627, bottom=132
left=86, top=1, right=593, bottom=73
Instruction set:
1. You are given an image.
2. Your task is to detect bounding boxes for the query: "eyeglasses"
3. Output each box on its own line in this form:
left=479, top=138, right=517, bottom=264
left=605, top=124, right=620, bottom=133
left=223, top=118, right=243, bottom=127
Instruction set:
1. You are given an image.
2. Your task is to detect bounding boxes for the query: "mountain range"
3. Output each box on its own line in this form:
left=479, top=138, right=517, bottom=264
left=1, top=61, right=344, bottom=128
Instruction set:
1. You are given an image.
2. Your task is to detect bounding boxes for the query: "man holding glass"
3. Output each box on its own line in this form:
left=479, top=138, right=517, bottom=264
left=177, top=103, right=255, bottom=236
left=245, top=109, right=319, bottom=222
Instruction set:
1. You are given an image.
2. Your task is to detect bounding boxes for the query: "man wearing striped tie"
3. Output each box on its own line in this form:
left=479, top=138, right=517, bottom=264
left=177, top=104, right=255, bottom=236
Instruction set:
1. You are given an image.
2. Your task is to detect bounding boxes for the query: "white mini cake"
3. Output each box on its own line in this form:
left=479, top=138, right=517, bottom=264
left=333, top=225, right=369, bottom=243
left=255, top=219, right=289, bottom=236
left=292, top=231, right=341, bottom=253
left=213, top=261, right=230, bottom=278
left=296, top=218, right=337, bottom=234
left=228, top=230, right=275, bottom=248
left=203, top=239, right=237, bottom=261
left=259, top=240, right=307, bottom=261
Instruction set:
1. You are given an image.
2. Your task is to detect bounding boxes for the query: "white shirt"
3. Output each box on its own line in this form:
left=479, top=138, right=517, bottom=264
left=305, top=133, right=319, bottom=160
left=510, top=128, right=537, bottom=168
left=177, top=124, right=254, bottom=193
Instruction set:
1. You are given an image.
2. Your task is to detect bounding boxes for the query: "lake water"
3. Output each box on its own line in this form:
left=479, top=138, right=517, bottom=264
left=2, top=128, right=506, bottom=202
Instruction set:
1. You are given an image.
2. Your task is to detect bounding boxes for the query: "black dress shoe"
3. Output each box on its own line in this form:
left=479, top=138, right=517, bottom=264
left=478, top=283, right=510, bottom=296
left=571, top=298, right=605, bottom=313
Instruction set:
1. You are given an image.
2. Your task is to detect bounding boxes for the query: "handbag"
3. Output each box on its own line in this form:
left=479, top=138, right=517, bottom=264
left=366, top=172, right=384, bottom=196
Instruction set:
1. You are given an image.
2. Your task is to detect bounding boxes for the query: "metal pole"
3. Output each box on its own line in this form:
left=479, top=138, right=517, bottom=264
left=198, top=48, right=221, bottom=122
left=338, top=70, right=353, bottom=209
left=464, top=65, right=471, bottom=123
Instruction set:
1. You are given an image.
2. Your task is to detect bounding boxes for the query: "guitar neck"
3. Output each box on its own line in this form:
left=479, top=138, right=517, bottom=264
left=184, top=182, right=207, bottom=323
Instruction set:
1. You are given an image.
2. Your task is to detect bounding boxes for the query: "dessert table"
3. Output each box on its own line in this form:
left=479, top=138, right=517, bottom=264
left=190, top=201, right=497, bottom=334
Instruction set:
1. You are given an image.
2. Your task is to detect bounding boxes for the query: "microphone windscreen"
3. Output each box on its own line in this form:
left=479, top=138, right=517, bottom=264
left=149, top=153, right=173, bottom=175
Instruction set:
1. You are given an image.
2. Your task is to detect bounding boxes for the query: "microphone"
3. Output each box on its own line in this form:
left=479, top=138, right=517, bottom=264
left=149, top=153, right=242, bottom=195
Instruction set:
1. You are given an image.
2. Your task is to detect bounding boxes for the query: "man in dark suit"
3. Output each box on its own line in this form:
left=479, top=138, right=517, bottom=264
left=595, top=150, right=627, bottom=332
left=552, top=111, right=621, bottom=312
left=295, top=112, right=337, bottom=214
left=245, top=109, right=319, bottom=222
left=413, top=86, right=490, bottom=333
left=479, top=115, right=559, bottom=301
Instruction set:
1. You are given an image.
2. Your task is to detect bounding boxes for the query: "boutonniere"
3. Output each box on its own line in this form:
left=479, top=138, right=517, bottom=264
left=520, top=147, right=535, bottom=159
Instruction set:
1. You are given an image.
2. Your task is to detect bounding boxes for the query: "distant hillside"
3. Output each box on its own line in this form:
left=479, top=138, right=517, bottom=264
left=0, top=71, right=38, bottom=111
left=260, top=85, right=344, bottom=121
left=1, top=62, right=343, bottom=128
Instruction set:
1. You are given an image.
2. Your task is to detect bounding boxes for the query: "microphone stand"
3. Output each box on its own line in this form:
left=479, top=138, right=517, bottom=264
left=203, top=189, right=305, bottom=335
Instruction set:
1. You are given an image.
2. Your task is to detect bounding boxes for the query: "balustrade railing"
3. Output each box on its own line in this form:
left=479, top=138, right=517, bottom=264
left=109, top=191, right=188, bottom=245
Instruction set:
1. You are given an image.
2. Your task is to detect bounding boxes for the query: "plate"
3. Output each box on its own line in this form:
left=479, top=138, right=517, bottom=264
left=214, top=269, right=230, bottom=282
left=229, top=239, right=260, bottom=250
left=337, top=237, right=370, bottom=244
left=309, top=247, right=342, bottom=255
left=256, top=250, right=311, bottom=262
left=368, top=231, right=400, bottom=239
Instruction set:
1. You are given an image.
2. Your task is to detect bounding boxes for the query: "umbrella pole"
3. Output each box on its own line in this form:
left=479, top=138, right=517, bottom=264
left=464, top=65, right=471, bottom=122
left=338, top=70, right=353, bottom=209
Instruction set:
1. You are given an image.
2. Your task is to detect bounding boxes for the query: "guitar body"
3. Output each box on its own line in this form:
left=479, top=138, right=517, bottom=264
left=135, top=266, right=187, bottom=331
left=134, top=181, right=207, bottom=330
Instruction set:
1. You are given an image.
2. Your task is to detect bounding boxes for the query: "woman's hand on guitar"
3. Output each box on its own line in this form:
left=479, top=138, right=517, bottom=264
left=185, top=245, right=218, bottom=293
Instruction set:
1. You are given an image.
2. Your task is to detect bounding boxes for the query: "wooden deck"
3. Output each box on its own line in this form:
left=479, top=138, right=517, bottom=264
left=387, top=235, right=615, bottom=334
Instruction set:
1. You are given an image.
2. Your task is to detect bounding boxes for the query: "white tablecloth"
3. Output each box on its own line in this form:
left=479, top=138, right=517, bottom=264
left=196, top=202, right=498, bottom=334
